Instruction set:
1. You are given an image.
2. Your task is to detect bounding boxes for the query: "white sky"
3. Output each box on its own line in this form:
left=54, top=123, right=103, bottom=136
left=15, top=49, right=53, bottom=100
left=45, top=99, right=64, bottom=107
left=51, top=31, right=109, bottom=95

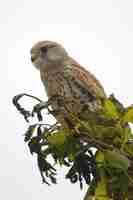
left=1, top=0, right=133, bottom=199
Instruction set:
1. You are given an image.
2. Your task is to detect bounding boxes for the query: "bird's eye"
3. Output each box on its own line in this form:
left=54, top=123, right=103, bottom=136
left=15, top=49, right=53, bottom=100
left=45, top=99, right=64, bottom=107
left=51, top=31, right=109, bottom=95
left=40, top=47, right=47, bottom=54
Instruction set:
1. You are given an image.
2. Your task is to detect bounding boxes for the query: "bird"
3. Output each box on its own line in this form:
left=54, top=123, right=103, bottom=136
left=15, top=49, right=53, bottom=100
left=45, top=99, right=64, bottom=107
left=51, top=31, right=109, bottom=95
left=30, top=41, right=106, bottom=129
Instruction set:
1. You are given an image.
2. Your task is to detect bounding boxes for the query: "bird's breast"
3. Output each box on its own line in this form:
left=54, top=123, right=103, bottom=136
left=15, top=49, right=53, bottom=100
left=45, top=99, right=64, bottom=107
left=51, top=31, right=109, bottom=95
left=40, top=68, right=81, bottom=111
left=40, top=65, right=101, bottom=114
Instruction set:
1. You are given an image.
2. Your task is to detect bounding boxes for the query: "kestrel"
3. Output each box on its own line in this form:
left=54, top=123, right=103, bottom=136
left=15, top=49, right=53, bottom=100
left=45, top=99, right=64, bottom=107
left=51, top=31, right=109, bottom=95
left=30, top=41, right=106, bottom=128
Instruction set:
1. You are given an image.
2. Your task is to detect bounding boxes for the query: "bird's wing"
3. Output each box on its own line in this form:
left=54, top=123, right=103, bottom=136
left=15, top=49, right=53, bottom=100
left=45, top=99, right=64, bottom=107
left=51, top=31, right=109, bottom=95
left=64, top=58, right=106, bottom=100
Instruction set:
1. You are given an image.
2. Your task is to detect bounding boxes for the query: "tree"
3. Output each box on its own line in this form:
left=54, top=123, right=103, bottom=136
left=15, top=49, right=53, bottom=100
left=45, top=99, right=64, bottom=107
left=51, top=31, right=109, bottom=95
left=13, top=93, right=133, bottom=200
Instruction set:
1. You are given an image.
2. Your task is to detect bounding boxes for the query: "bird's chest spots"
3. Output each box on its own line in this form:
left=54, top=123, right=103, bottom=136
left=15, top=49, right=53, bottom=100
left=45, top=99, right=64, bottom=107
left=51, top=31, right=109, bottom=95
left=40, top=68, right=86, bottom=112
left=46, top=72, right=73, bottom=98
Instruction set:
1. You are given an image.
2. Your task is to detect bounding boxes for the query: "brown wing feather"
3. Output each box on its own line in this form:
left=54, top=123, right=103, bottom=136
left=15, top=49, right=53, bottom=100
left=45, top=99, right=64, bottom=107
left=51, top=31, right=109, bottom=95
left=69, top=58, right=106, bottom=99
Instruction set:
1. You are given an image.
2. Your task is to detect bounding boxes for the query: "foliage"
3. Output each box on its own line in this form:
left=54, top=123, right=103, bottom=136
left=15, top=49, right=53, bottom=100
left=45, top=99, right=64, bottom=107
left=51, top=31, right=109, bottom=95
left=13, top=93, right=133, bottom=200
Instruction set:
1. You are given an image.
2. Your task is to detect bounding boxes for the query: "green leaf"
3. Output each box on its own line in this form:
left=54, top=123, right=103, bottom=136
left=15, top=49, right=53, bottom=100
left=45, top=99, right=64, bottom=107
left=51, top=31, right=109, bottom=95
left=108, top=173, right=129, bottom=198
left=109, top=94, right=125, bottom=114
left=46, top=131, right=67, bottom=160
left=46, top=131, right=81, bottom=163
left=103, top=99, right=119, bottom=119
left=47, top=131, right=66, bottom=146
left=95, top=173, right=111, bottom=200
left=104, top=150, right=130, bottom=171
left=122, top=106, right=133, bottom=124
left=121, top=127, right=133, bottom=147
left=95, top=150, right=105, bottom=168
left=93, top=125, right=122, bottom=141
left=123, top=143, right=133, bottom=158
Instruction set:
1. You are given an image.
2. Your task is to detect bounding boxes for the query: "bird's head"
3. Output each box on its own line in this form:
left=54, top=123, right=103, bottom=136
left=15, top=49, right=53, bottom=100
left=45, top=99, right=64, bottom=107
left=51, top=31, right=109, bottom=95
left=30, top=41, right=68, bottom=69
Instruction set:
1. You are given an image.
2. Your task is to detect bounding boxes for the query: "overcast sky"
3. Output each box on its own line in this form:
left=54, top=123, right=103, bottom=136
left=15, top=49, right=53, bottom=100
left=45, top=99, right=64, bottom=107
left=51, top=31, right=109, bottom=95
left=1, top=0, right=133, bottom=199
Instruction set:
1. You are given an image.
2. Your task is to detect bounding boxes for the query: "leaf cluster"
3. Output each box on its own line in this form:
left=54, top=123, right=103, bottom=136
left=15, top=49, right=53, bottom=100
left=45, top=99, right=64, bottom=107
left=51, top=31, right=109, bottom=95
left=13, top=93, right=133, bottom=200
